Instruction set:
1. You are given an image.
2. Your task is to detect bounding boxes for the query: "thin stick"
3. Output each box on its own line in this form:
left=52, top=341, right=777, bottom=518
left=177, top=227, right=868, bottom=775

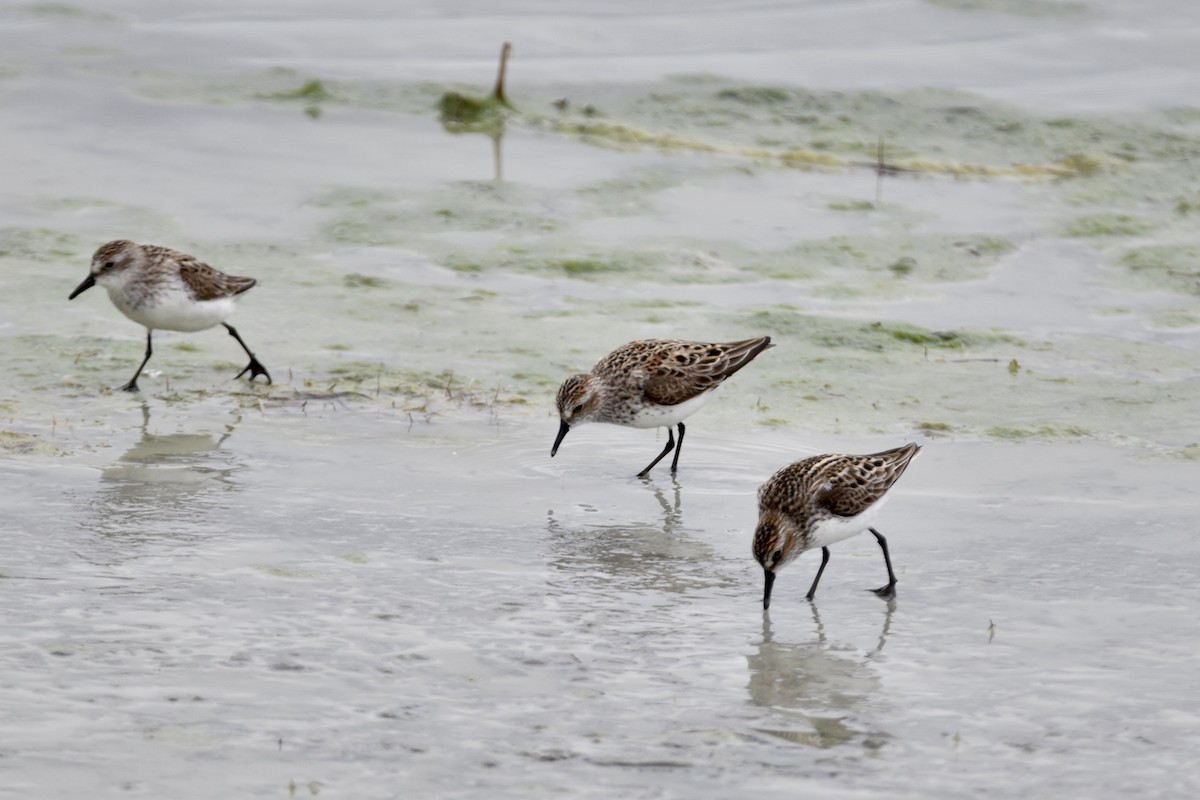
left=492, top=42, right=512, bottom=103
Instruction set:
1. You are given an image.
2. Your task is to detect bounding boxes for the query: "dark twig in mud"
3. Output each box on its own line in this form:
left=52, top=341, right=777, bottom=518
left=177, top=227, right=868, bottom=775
left=299, top=391, right=371, bottom=400
left=852, top=137, right=915, bottom=196
left=853, top=138, right=914, bottom=174
left=230, top=389, right=370, bottom=409
left=437, top=42, right=515, bottom=133
left=876, top=137, right=885, bottom=203
left=492, top=41, right=512, bottom=106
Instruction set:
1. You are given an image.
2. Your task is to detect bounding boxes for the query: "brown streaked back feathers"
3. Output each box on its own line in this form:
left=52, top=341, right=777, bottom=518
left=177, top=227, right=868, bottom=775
left=761, top=442, right=921, bottom=520
left=133, top=245, right=256, bottom=302
left=594, top=337, right=773, bottom=406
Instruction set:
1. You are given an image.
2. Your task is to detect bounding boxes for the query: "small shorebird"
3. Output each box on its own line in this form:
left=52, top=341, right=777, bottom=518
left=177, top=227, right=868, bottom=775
left=551, top=336, right=774, bottom=477
left=68, top=240, right=271, bottom=392
left=753, top=442, right=920, bottom=609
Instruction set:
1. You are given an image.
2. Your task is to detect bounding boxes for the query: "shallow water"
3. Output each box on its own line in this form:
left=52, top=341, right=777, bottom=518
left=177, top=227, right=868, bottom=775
left=2, top=2, right=1200, bottom=798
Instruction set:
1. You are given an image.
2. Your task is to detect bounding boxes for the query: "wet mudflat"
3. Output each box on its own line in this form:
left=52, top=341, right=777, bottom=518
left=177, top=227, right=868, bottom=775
left=1, top=2, right=1199, bottom=798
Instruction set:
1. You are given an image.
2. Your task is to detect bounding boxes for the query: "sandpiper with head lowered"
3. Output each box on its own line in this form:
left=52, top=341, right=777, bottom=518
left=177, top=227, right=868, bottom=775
left=68, top=240, right=271, bottom=392
left=753, top=442, right=920, bottom=609
left=551, top=336, right=774, bottom=478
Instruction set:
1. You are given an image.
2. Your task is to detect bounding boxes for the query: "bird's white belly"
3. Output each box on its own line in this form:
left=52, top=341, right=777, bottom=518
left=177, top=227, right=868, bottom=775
left=624, top=391, right=712, bottom=429
left=807, top=498, right=887, bottom=550
left=111, top=287, right=237, bottom=333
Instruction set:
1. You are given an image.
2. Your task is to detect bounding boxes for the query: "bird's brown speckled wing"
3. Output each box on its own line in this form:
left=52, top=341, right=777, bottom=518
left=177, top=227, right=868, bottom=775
left=151, top=246, right=257, bottom=301
left=631, top=337, right=772, bottom=406
left=817, top=443, right=920, bottom=518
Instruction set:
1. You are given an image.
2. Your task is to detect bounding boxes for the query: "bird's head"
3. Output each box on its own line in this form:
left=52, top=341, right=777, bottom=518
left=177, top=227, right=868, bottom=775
left=70, top=240, right=143, bottom=299
left=550, top=374, right=602, bottom=456
left=753, top=511, right=802, bottom=609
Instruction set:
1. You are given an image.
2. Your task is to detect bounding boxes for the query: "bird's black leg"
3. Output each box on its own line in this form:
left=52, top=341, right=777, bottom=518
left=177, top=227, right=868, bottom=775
left=118, top=330, right=153, bottom=393
left=223, top=323, right=272, bottom=384
left=805, top=546, right=831, bottom=601
left=637, top=427, right=675, bottom=478
left=669, top=422, right=686, bottom=474
left=868, top=527, right=898, bottom=598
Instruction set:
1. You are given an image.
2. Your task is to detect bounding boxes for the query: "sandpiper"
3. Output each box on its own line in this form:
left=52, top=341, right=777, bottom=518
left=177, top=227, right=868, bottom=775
left=753, top=442, right=920, bottom=608
left=68, top=240, right=271, bottom=392
left=551, top=336, right=774, bottom=477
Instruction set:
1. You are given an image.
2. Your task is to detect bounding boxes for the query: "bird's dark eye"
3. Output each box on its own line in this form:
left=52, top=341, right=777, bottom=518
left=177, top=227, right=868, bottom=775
left=572, top=404, right=584, bottom=414
left=101, top=261, right=115, bottom=271
left=772, top=549, right=783, bottom=563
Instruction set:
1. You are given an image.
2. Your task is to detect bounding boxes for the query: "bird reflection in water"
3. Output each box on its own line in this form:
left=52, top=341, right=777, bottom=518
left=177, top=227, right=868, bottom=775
left=545, top=477, right=733, bottom=595
left=747, top=601, right=895, bottom=748
left=79, top=404, right=243, bottom=564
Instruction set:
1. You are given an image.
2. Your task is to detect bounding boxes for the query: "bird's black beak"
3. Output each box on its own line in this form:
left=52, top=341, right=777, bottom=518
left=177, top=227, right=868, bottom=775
left=69, top=274, right=96, bottom=300
left=550, top=419, right=570, bottom=457
left=763, top=568, right=775, bottom=610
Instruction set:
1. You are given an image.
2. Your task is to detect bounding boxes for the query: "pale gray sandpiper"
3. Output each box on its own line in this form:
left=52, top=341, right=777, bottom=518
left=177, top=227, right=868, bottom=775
left=753, top=442, right=920, bottom=608
left=551, top=336, right=774, bottom=477
left=68, top=240, right=271, bottom=392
